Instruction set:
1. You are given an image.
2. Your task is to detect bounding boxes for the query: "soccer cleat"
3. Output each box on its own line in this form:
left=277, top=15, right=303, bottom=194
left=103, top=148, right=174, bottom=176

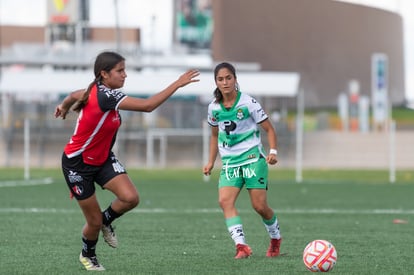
left=79, top=252, right=105, bottom=271
left=101, top=224, right=118, bottom=248
left=234, top=244, right=252, bottom=259
left=266, top=238, right=282, bottom=257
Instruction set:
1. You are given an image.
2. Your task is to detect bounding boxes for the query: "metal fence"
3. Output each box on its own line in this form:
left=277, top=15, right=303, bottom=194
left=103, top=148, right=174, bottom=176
left=0, top=94, right=293, bottom=169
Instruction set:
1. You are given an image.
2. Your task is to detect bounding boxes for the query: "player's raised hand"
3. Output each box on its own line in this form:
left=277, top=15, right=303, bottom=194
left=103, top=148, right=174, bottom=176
left=176, top=69, right=200, bottom=88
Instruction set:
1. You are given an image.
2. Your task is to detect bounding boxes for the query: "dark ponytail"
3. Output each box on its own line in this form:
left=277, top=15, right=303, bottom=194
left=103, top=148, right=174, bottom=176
left=72, top=78, right=99, bottom=112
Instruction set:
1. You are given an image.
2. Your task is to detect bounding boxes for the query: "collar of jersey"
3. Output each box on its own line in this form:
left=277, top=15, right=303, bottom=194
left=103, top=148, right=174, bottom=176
left=220, top=91, right=241, bottom=111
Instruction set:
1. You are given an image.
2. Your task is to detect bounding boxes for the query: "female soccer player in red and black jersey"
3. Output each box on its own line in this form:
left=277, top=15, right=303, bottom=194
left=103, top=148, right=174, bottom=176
left=55, top=51, right=199, bottom=271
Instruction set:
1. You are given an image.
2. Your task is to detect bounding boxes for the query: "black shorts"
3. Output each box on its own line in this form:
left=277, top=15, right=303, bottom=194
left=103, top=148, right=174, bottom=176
left=61, top=152, right=127, bottom=200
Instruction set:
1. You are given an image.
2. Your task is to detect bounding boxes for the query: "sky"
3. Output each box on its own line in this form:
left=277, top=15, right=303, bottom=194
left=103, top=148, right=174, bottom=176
left=0, top=0, right=413, bottom=101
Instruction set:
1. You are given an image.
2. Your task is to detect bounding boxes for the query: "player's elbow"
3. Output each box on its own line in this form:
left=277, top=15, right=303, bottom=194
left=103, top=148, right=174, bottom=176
left=131, top=100, right=157, bottom=112
left=141, top=104, right=156, bottom=112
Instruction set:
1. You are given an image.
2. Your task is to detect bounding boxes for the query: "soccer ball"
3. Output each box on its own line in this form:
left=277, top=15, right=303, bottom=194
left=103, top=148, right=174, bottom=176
left=303, top=240, right=337, bottom=272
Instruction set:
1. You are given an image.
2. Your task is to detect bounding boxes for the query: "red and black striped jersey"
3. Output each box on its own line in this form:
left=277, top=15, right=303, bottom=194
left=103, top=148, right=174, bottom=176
left=64, top=83, right=127, bottom=166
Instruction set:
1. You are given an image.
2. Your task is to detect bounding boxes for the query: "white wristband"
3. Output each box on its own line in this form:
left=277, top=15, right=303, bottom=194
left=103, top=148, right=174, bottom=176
left=269, top=149, right=278, bottom=155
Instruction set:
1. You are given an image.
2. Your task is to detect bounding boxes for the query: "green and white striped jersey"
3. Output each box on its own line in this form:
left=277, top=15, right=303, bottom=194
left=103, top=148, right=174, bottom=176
left=207, top=91, right=268, bottom=167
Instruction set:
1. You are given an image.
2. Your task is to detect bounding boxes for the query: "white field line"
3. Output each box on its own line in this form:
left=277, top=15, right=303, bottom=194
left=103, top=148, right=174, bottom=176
left=0, top=180, right=412, bottom=215
left=0, top=178, right=53, bottom=187
left=0, top=207, right=413, bottom=215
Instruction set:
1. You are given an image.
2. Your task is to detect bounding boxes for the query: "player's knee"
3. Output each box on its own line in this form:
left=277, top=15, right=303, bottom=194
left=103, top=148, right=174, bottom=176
left=87, top=215, right=103, bottom=231
left=252, top=203, right=268, bottom=216
left=129, top=194, right=139, bottom=208
left=122, top=193, right=139, bottom=209
left=218, top=197, right=233, bottom=210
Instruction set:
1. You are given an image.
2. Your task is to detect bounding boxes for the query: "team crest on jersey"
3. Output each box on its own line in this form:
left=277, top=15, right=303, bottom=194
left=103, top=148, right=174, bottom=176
left=72, top=184, right=84, bottom=196
left=236, top=109, right=244, bottom=120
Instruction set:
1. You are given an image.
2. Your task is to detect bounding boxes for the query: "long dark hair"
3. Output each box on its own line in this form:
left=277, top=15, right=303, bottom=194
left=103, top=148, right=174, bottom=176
left=73, top=51, right=125, bottom=112
left=213, top=62, right=239, bottom=103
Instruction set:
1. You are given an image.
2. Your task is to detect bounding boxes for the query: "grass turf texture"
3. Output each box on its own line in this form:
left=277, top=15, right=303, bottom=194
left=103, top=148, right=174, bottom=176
left=0, top=168, right=413, bottom=274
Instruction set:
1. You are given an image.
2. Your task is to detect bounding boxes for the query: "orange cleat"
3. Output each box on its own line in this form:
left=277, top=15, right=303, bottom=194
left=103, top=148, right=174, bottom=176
left=234, top=244, right=252, bottom=259
left=266, top=238, right=282, bottom=257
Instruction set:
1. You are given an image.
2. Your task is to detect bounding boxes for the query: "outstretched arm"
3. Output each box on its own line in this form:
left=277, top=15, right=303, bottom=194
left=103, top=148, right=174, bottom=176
left=119, top=69, right=200, bottom=112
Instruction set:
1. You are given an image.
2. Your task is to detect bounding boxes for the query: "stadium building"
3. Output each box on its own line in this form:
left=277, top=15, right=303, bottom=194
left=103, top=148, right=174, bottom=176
left=0, top=0, right=411, bottom=170
left=0, top=0, right=405, bottom=107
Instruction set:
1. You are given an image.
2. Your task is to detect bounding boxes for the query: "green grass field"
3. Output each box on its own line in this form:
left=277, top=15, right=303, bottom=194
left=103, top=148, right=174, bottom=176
left=1, top=168, right=413, bottom=274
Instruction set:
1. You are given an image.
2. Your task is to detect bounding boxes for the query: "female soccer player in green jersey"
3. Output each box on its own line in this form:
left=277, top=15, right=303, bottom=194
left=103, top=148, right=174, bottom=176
left=203, top=62, right=282, bottom=259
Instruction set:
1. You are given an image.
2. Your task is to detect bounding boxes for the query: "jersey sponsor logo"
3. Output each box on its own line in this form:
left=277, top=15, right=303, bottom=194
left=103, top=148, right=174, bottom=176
left=223, top=121, right=237, bottom=135
left=209, top=114, right=217, bottom=123
left=112, top=113, right=121, bottom=122
left=213, top=112, right=219, bottom=122
left=225, top=166, right=257, bottom=180
left=257, top=108, right=266, bottom=118
left=247, top=154, right=256, bottom=159
left=242, top=167, right=257, bottom=178
left=112, top=159, right=125, bottom=173
left=105, top=89, right=125, bottom=101
left=226, top=166, right=240, bottom=179
left=68, top=170, right=83, bottom=183
left=99, top=84, right=125, bottom=101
